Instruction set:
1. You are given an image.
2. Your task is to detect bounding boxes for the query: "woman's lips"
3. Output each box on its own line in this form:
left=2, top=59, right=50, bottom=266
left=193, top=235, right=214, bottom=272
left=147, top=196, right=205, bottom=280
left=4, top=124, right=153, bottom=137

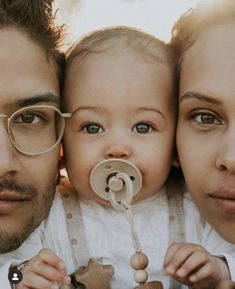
left=209, top=189, right=235, bottom=214
left=0, top=192, right=30, bottom=214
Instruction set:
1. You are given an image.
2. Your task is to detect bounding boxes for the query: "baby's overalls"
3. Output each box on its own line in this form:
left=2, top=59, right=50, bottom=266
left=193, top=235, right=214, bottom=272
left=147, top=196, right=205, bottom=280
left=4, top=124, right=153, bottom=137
left=60, top=181, right=185, bottom=289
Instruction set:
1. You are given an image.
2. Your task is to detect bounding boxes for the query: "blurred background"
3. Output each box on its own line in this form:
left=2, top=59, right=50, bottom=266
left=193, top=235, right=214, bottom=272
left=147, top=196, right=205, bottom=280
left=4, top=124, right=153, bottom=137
left=53, top=0, right=198, bottom=49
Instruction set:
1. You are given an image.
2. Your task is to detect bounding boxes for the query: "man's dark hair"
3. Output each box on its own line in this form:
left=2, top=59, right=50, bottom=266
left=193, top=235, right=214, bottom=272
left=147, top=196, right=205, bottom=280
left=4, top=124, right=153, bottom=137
left=0, top=0, right=64, bottom=80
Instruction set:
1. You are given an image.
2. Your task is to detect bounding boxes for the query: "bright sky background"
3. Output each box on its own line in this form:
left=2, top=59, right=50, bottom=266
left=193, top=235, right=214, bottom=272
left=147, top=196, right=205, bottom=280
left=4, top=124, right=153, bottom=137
left=54, top=0, right=198, bottom=49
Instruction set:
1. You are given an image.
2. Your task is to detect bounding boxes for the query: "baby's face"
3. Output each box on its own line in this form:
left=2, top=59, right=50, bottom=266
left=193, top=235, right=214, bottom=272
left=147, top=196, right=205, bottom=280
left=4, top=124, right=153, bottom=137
left=177, top=23, right=235, bottom=242
left=63, top=47, right=175, bottom=205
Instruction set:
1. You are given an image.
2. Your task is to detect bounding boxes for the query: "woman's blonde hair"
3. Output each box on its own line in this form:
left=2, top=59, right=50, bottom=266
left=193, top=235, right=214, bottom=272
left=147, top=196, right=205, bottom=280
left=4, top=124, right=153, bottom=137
left=171, top=0, right=235, bottom=70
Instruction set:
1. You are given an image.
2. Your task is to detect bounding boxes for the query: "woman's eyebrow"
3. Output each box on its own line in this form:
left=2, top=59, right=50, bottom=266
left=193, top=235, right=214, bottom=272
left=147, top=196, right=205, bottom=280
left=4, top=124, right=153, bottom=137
left=9, top=93, right=60, bottom=109
left=180, top=92, right=222, bottom=105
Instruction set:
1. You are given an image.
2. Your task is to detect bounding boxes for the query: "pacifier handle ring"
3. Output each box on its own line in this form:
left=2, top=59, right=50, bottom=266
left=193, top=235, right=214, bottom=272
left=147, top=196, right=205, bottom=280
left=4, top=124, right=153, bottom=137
left=108, top=172, right=134, bottom=211
left=90, top=159, right=142, bottom=202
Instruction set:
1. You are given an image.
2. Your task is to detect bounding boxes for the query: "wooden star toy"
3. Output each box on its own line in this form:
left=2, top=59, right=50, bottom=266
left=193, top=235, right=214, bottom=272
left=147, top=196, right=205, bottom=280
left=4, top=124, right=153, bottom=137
left=74, top=258, right=114, bottom=289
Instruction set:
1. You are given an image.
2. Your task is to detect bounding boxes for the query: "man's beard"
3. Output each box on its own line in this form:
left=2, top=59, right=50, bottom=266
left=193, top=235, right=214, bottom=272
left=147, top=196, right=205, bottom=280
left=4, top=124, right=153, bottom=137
left=0, top=180, right=56, bottom=253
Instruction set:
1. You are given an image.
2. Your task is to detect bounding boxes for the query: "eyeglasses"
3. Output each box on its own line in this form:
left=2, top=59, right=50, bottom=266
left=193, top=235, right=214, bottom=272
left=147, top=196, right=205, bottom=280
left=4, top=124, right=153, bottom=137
left=0, top=105, right=71, bottom=156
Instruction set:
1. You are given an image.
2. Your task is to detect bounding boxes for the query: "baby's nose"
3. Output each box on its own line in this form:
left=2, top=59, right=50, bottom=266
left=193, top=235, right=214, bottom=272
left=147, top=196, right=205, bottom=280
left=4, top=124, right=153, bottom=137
left=104, top=143, right=132, bottom=159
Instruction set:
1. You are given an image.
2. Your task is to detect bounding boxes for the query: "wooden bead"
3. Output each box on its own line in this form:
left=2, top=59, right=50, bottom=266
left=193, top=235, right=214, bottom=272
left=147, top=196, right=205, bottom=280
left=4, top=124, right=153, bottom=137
left=134, top=269, right=148, bottom=284
left=130, top=252, right=149, bottom=270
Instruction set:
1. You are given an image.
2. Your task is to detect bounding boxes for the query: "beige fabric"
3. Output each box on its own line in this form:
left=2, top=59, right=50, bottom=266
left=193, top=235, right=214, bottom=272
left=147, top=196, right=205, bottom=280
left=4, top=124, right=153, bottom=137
left=166, top=181, right=185, bottom=289
left=60, top=182, right=90, bottom=268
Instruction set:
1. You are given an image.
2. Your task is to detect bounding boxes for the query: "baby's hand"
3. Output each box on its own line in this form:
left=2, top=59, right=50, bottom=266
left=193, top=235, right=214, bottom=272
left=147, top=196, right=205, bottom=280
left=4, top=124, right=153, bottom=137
left=15, top=248, right=71, bottom=289
left=215, top=281, right=235, bottom=289
left=163, top=242, right=230, bottom=289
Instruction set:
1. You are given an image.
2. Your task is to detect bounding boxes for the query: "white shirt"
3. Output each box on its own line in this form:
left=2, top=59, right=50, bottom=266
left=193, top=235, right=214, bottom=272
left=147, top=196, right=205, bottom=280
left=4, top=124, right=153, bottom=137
left=0, top=188, right=235, bottom=289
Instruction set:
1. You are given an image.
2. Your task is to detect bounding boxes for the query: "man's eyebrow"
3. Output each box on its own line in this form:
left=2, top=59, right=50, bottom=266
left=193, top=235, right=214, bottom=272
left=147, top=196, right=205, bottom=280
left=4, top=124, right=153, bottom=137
left=11, top=93, right=60, bottom=109
left=180, top=92, right=222, bottom=105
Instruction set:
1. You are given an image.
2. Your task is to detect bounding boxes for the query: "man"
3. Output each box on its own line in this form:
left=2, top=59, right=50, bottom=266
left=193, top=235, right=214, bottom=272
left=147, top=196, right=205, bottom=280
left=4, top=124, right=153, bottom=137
left=0, top=0, right=64, bottom=254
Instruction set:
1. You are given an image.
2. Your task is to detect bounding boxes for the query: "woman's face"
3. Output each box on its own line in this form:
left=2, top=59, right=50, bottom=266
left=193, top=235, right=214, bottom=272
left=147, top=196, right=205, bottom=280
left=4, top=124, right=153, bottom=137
left=177, top=23, right=235, bottom=243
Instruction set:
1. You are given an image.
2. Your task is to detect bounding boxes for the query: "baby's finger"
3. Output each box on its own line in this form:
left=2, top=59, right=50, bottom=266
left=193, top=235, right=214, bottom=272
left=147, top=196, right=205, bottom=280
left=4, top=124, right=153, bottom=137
left=176, top=250, right=209, bottom=278
left=34, top=249, right=67, bottom=273
left=27, top=260, right=70, bottom=285
left=188, top=262, right=220, bottom=283
left=163, top=242, right=182, bottom=267
left=164, top=243, right=195, bottom=275
left=18, top=270, right=58, bottom=289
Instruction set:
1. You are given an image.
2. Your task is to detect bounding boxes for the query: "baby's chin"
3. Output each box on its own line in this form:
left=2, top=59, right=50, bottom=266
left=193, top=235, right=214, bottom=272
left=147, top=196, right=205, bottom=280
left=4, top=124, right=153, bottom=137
left=78, top=188, right=158, bottom=208
left=78, top=192, right=114, bottom=207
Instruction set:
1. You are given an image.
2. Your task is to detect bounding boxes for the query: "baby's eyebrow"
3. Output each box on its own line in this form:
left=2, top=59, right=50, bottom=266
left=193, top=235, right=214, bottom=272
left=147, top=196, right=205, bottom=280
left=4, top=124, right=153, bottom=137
left=71, top=106, right=107, bottom=114
left=180, top=92, right=222, bottom=105
left=135, top=107, right=165, bottom=118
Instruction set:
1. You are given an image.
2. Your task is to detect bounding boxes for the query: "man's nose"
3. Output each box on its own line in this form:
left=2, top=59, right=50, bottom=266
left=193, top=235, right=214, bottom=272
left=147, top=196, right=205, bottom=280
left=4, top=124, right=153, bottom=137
left=216, top=128, right=235, bottom=174
left=0, top=124, right=20, bottom=179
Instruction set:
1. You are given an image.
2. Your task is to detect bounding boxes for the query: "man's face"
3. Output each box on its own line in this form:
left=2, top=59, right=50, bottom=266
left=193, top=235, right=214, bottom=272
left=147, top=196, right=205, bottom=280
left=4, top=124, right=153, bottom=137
left=177, top=23, right=235, bottom=243
left=0, top=28, right=60, bottom=252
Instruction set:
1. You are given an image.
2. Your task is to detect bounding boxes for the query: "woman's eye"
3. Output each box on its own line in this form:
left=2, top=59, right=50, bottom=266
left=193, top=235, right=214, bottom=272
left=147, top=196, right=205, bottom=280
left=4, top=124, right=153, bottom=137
left=82, top=123, right=103, bottom=134
left=194, top=112, right=220, bottom=125
left=133, top=123, right=153, bottom=133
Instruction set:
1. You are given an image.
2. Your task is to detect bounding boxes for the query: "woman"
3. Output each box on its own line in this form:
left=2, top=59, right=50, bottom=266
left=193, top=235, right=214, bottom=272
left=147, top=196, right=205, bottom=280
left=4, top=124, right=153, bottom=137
left=172, top=0, right=235, bottom=287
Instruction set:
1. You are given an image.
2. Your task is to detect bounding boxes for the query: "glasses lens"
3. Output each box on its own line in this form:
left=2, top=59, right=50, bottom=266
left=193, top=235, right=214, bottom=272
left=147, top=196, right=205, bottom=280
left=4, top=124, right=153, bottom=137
left=9, top=106, right=64, bottom=155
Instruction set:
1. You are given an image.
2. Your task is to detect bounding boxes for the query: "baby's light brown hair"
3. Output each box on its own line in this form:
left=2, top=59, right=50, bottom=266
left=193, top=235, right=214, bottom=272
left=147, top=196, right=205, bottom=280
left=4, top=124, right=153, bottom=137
left=63, top=26, right=177, bottom=109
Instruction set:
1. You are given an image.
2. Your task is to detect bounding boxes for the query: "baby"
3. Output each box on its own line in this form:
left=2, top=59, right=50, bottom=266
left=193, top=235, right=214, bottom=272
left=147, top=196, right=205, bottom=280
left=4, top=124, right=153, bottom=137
left=10, top=27, right=235, bottom=289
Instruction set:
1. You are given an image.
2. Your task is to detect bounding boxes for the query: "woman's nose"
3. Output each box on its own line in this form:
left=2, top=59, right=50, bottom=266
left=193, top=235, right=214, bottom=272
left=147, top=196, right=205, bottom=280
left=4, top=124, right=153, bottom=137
left=216, top=129, right=235, bottom=174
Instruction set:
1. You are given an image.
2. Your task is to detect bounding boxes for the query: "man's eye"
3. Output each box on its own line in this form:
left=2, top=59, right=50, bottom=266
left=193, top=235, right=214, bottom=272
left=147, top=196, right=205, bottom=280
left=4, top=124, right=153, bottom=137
left=194, top=113, right=220, bottom=125
left=14, top=113, right=43, bottom=124
left=82, top=123, right=103, bottom=134
left=133, top=123, right=153, bottom=133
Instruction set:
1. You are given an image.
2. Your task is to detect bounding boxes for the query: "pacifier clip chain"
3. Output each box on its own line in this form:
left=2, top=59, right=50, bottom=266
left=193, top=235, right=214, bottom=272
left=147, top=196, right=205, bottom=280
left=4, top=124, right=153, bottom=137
left=107, top=170, right=163, bottom=289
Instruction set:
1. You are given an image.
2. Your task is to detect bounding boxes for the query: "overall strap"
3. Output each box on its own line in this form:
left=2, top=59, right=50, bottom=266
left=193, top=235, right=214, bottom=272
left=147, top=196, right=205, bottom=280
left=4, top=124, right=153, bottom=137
left=60, top=181, right=90, bottom=269
left=166, top=181, right=185, bottom=289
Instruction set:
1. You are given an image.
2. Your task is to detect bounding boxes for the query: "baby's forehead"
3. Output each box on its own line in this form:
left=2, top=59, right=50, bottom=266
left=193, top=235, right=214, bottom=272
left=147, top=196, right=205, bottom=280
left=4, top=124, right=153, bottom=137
left=66, top=43, right=174, bottom=83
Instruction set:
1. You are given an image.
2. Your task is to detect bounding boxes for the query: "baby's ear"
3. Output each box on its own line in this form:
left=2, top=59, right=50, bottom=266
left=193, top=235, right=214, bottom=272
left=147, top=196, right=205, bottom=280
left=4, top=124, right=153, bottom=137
left=58, top=145, right=65, bottom=170
left=172, top=156, right=181, bottom=168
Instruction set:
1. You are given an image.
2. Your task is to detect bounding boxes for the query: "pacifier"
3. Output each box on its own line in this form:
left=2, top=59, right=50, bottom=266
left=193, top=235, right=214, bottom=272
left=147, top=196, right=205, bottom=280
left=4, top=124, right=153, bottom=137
left=89, top=159, right=164, bottom=289
left=89, top=159, right=142, bottom=211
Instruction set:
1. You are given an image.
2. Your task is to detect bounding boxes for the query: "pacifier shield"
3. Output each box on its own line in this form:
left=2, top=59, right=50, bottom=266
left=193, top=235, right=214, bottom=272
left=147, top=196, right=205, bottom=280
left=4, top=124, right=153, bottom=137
left=89, top=159, right=142, bottom=202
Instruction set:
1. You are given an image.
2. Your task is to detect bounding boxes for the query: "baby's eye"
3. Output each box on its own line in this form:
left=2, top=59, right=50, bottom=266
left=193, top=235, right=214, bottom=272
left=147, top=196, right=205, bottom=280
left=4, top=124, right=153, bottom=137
left=82, top=123, right=103, bottom=134
left=133, top=123, right=153, bottom=133
left=194, top=112, right=221, bottom=125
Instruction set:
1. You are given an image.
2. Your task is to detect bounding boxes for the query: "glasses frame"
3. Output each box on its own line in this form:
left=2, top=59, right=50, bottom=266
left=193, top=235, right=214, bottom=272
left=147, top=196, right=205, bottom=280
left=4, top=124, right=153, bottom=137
left=0, top=105, right=71, bottom=156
